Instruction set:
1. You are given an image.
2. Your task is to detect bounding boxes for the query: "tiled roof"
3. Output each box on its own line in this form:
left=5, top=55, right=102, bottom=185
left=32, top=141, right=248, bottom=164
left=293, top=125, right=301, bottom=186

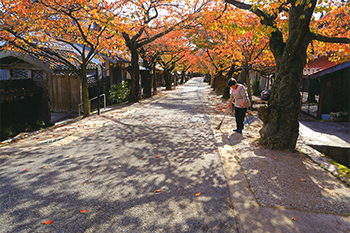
left=34, top=49, right=98, bottom=72
left=303, top=56, right=340, bottom=76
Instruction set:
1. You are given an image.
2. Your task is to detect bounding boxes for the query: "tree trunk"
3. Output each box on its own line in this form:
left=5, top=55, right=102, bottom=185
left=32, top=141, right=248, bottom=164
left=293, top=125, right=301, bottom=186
left=152, top=63, right=157, bottom=95
left=258, top=57, right=303, bottom=149
left=142, top=71, right=152, bottom=98
left=164, top=70, right=172, bottom=90
left=258, top=8, right=311, bottom=149
left=129, top=48, right=140, bottom=102
left=81, top=67, right=90, bottom=117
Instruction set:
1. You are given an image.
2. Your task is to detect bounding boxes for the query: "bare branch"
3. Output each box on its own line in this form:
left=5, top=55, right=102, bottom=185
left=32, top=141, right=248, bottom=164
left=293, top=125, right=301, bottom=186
left=311, top=32, right=350, bottom=44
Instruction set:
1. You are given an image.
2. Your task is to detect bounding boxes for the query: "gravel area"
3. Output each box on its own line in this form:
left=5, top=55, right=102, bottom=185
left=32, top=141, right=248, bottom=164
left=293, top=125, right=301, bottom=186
left=205, top=88, right=350, bottom=216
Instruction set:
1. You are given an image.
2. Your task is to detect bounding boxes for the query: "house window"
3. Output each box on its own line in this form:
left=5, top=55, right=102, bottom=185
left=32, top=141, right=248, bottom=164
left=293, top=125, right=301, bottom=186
left=0, top=69, right=8, bottom=80
left=32, top=70, right=44, bottom=80
left=10, top=69, right=28, bottom=79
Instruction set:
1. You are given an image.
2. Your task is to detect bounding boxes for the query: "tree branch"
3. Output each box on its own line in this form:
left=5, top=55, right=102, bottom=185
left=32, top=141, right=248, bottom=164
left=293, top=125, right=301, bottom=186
left=311, top=32, right=350, bottom=44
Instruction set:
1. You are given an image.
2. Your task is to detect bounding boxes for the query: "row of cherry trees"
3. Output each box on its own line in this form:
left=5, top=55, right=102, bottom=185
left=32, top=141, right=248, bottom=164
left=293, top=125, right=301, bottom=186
left=1, top=0, right=349, bottom=150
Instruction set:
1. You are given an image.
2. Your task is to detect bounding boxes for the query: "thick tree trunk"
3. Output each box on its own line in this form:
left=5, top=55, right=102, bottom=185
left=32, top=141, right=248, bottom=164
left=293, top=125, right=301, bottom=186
left=129, top=49, right=140, bottom=102
left=81, top=67, right=90, bottom=117
left=258, top=60, right=303, bottom=150
left=258, top=5, right=312, bottom=150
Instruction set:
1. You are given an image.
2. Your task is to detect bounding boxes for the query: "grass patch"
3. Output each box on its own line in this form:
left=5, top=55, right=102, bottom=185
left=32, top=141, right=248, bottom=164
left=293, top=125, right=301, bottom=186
left=329, top=160, right=350, bottom=182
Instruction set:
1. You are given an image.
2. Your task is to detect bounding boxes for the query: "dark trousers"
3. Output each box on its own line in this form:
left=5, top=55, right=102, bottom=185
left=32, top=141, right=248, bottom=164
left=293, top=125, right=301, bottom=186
left=235, top=107, right=247, bottom=130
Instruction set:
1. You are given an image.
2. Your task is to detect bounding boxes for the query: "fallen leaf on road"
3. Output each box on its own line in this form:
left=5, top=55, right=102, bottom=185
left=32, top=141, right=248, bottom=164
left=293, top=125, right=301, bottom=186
left=155, top=156, right=160, bottom=158
left=83, top=182, right=86, bottom=186
left=24, top=169, right=28, bottom=171
left=80, top=210, right=87, bottom=213
left=43, top=167, right=47, bottom=169
left=180, top=155, right=185, bottom=157
left=43, top=220, right=53, bottom=225
left=292, top=217, right=296, bottom=221
left=5, top=155, right=8, bottom=157
left=140, top=158, right=144, bottom=160
left=273, top=157, right=277, bottom=160
left=154, top=189, right=162, bottom=193
left=300, top=178, right=306, bottom=182
left=195, top=192, right=201, bottom=196
left=267, top=153, right=270, bottom=155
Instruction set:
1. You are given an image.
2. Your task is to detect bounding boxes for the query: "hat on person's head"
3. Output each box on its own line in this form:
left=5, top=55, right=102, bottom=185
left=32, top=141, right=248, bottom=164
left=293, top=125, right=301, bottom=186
left=227, top=78, right=237, bottom=87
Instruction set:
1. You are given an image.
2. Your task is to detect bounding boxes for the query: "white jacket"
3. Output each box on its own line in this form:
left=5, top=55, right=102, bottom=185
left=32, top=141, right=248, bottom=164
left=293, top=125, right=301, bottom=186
left=230, top=84, right=251, bottom=108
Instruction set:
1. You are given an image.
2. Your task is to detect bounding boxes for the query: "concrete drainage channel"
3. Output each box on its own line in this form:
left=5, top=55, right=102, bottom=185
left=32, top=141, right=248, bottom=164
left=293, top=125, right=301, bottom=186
left=309, top=145, right=350, bottom=168
left=308, top=144, right=350, bottom=185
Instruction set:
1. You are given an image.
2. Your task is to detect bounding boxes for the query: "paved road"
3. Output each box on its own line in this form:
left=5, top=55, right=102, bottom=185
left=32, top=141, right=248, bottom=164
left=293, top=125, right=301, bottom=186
left=0, top=78, right=238, bottom=232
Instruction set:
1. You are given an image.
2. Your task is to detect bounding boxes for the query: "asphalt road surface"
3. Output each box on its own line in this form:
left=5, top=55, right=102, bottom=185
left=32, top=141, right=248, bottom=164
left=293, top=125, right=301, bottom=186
left=0, top=78, right=238, bottom=232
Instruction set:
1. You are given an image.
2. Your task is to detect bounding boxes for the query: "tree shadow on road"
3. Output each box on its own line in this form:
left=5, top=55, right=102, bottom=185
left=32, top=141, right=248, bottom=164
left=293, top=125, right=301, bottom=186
left=0, top=107, right=238, bottom=232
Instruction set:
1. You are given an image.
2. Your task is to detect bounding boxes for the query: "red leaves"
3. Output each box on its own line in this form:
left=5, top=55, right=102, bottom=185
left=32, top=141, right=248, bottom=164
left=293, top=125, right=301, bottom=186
left=80, top=210, right=87, bottom=213
left=43, top=220, right=53, bottom=225
left=155, top=156, right=160, bottom=158
left=195, top=192, right=201, bottom=196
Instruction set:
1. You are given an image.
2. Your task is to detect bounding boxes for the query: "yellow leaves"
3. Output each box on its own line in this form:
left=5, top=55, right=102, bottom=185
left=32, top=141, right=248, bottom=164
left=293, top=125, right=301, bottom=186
left=195, top=192, right=201, bottom=196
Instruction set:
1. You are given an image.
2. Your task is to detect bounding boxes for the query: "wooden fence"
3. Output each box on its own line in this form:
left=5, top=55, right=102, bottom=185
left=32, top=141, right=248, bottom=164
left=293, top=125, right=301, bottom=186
left=49, top=73, right=80, bottom=113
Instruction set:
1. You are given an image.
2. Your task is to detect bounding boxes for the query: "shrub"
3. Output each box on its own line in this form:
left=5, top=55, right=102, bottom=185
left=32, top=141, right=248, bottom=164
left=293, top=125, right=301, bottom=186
left=109, top=82, right=130, bottom=105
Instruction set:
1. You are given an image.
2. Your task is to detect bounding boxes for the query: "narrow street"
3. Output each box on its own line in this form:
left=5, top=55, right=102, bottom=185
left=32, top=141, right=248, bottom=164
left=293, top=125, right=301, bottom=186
left=0, top=78, right=238, bottom=232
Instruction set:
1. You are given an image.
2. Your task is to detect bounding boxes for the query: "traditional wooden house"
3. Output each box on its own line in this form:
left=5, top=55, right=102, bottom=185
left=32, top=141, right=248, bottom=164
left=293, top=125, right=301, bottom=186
left=0, top=50, right=53, bottom=126
left=301, top=56, right=350, bottom=119
left=0, top=48, right=130, bottom=127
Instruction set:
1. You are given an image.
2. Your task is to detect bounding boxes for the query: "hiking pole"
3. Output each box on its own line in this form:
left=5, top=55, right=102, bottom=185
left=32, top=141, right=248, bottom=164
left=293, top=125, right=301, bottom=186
left=215, top=106, right=231, bottom=130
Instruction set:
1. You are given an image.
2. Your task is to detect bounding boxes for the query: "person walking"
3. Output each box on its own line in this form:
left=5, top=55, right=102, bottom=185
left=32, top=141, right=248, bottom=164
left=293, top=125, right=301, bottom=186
left=227, top=78, right=251, bottom=133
